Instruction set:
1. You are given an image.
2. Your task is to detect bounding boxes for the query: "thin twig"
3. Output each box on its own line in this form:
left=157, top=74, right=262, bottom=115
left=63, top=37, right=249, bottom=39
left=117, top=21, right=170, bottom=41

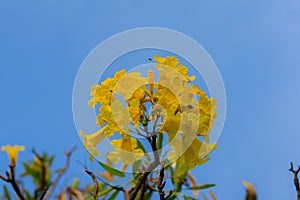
left=165, top=191, right=173, bottom=199
left=67, top=187, right=84, bottom=200
left=201, top=193, right=209, bottom=200
left=209, top=191, right=217, bottom=200
left=0, top=174, right=8, bottom=182
left=44, top=146, right=76, bottom=199
left=158, top=163, right=166, bottom=199
left=96, top=175, right=126, bottom=193
left=38, top=186, right=49, bottom=200
left=289, top=162, right=300, bottom=200
left=85, top=169, right=99, bottom=200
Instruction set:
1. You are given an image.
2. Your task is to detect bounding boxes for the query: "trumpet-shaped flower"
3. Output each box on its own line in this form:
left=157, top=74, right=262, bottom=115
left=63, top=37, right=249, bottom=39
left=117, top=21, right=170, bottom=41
left=1, top=145, right=25, bottom=166
left=79, top=129, right=105, bottom=156
left=107, top=137, right=144, bottom=165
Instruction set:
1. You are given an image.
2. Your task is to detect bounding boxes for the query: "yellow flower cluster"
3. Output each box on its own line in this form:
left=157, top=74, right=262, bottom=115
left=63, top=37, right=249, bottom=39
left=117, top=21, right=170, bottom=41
left=80, top=55, right=217, bottom=168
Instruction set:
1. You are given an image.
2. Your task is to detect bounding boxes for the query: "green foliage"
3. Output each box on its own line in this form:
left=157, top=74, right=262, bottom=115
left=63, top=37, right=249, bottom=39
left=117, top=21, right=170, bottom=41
left=3, top=185, right=11, bottom=200
left=187, top=184, right=216, bottom=190
left=98, top=161, right=125, bottom=178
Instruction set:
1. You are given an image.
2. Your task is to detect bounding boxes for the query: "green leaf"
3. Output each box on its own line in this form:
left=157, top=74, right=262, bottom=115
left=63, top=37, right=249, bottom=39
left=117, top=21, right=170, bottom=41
left=22, top=162, right=39, bottom=180
left=157, top=132, right=163, bottom=150
left=84, top=187, right=113, bottom=200
left=183, top=194, right=197, bottom=200
left=136, top=139, right=151, bottom=161
left=169, top=165, right=175, bottom=185
left=25, top=190, right=33, bottom=200
left=136, top=139, right=147, bottom=153
left=186, top=184, right=215, bottom=190
left=73, top=178, right=80, bottom=189
left=3, top=185, right=11, bottom=200
left=108, top=190, right=120, bottom=200
left=144, top=190, right=153, bottom=200
left=48, top=155, right=55, bottom=166
left=98, top=187, right=113, bottom=196
left=132, top=159, right=142, bottom=174
left=98, top=161, right=125, bottom=177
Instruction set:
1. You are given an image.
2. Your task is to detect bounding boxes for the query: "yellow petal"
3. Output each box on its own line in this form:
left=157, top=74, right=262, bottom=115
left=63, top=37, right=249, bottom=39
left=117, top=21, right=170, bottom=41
left=1, top=145, right=25, bottom=166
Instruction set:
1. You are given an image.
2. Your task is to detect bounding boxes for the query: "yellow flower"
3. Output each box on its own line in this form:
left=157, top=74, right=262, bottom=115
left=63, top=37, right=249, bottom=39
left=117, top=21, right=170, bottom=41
left=1, top=145, right=25, bottom=166
left=147, top=70, right=155, bottom=94
left=88, top=69, right=126, bottom=107
left=168, top=136, right=216, bottom=174
left=114, top=72, right=146, bottom=100
left=154, top=55, right=195, bottom=82
left=79, top=129, right=105, bottom=156
left=107, top=137, right=144, bottom=165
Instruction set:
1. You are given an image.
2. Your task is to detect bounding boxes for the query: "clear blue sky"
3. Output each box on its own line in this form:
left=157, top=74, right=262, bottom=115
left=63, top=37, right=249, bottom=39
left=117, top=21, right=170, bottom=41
left=1, top=1, right=300, bottom=199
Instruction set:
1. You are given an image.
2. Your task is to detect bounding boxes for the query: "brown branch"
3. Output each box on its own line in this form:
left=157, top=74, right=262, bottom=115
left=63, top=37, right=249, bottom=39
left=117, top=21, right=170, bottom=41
left=157, top=163, right=172, bottom=200
left=201, top=193, right=209, bottom=200
left=139, top=179, right=147, bottom=200
left=209, top=191, right=217, bottom=200
left=97, top=175, right=127, bottom=198
left=85, top=169, right=99, bottom=200
left=67, top=187, right=84, bottom=200
left=289, top=162, right=300, bottom=200
left=44, top=146, right=76, bottom=199
left=129, top=135, right=160, bottom=200
left=38, top=186, right=49, bottom=200
left=242, top=180, right=257, bottom=200
left=0, top=173, right=9, bottom=182
left=0, top=165, right=26, bottom=200
left=158, top=163, right=166, bottom=199
left=165, top=191, right=173, bottom=199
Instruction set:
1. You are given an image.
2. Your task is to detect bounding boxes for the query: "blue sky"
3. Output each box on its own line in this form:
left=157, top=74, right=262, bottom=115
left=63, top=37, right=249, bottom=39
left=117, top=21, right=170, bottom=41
left=1, top=0, right=300, bottom=199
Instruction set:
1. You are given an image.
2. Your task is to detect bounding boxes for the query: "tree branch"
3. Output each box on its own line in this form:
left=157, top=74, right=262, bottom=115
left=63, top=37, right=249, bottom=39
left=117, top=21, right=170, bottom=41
left=44, top=146, right=76, bottom=199
left=289, top=162, right=300, bottom=200
left=0, top=165, right=26, bottom=200
left=129, top=135, right=160, bottom=200
left=157, top=163, right=172, bottom=200
left=85, top=169, right=99, bottom=200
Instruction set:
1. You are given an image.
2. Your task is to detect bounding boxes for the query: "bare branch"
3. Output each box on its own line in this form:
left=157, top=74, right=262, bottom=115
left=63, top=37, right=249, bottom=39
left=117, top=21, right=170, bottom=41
left=0, top=165, right=26, bottom=200
left=157, top=163, right=172, bottom=200
left=209, top=191, right=217, bottom=200
left=0, top=173, right=9, bottom=182
left=44, top=146, right=76, bottom=199
left=289, top=162, right=300, bottom=200
left=85, top=169, right=99, bottom=200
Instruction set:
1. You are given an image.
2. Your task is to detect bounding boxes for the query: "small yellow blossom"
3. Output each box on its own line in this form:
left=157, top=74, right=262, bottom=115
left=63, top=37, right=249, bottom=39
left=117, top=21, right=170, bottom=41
left=1, top=145, right=25, bottom=166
